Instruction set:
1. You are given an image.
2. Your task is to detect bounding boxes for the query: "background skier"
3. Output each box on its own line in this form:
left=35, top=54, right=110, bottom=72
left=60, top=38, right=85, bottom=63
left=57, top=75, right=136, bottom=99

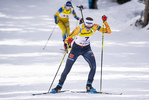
left=54, top=1, right=79, bottom=50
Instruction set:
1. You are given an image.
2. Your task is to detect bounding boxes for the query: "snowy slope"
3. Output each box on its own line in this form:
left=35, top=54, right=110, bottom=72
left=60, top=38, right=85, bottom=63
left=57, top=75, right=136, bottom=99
left=0, top=0, right=149, bottom=100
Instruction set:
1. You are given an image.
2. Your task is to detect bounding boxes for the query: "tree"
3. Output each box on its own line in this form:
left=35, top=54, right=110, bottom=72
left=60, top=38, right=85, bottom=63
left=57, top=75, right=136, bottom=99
left=142, top=0, right=149, bottom=27
left=138, top=0, right=145, bottom=3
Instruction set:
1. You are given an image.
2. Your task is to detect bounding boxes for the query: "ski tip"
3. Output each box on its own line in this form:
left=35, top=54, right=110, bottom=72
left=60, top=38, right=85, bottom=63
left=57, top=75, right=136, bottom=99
left=32, top=90, right=69, bottom=96
left=32, top=94, right=37, bottom=96
left=32, top=92, right=48, bottom=96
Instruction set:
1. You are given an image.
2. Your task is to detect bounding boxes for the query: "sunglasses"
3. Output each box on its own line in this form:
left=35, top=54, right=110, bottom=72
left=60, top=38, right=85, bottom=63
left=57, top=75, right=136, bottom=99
left=65, top=6, right=71, bottom=10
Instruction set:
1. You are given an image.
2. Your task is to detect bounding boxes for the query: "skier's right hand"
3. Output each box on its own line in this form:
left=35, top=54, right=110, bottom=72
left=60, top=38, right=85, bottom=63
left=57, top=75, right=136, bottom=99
left=64, top=38, right=72, bottom=44
left=55, top=20, right=59, bottom=24
left=68, top=38, right=73, bottom=44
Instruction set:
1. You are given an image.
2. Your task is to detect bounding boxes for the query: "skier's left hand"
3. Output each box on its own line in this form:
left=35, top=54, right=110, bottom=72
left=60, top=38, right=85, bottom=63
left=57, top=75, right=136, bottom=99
left=76, top=17, right=79, bottom=20
left=102, top=15, right=107, bottom=22
left=55, top=19, right=59, bottom=24
left=79, top=18, right=84, bottom=24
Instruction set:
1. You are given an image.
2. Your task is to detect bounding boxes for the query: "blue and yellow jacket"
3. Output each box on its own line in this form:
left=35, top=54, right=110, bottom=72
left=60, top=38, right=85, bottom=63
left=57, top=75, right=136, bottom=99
left=54, top=6, right=78, bottom=21
left=65, top=21, right=111, bottom=46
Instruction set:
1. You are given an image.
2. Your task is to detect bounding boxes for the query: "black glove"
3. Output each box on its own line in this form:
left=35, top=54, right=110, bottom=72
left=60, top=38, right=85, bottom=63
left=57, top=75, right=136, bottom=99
left=79, top=18, right=84, bottom=24
left=55, top=20, right=59, bottom=24
left=76, top=17, right=79, bottom=20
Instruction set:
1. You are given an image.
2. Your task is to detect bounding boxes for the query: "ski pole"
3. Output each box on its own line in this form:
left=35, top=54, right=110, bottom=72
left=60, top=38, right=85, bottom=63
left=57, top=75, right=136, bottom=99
left=76, top=20, right=78, bottom=27
left=43, top=24, right=57, bottom=50
left=100, top=19, right=105, bottom=93
left=47, top=48, right=68, bottom=93
left=76, top=5, right=85, bottom=25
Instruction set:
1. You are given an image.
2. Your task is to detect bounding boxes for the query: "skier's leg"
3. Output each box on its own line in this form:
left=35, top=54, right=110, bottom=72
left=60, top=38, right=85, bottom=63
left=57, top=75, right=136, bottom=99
left=83, top=50, right=96, bottom=82
left=58, top=20, right=67, bottom=41
left=65, top=21, right=71, bottom=48
left=59, top=48, right=79, bottom=83
left=58, top=20, right=67, bottom=49
left=51, top=48, right=79, bottom=93
left=82, top=49, right=97, bottom=92
left=66, top=22, right=70, bottom=36
left=51, top=43, right=81, bottom=93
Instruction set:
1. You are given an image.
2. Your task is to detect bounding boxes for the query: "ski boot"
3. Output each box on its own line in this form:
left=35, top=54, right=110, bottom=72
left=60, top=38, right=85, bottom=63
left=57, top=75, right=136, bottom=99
left=86, top=84, right=97, bottom=93
left=64, top=43, right=67, bottom=50
left=51, top=84, right=62, bottom=93
left=86, top=80, right=97, bottom=93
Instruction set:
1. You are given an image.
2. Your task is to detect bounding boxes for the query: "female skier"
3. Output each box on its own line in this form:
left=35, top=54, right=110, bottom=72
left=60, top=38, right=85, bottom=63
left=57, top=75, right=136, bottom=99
left=54, top=1, right=79, bottom=50
left=51, top=15, right=111, bottom=93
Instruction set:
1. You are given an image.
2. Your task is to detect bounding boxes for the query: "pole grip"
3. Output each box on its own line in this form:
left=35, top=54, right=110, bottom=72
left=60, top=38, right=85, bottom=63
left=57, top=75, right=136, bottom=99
left=76, top=5, right=85, bottom=25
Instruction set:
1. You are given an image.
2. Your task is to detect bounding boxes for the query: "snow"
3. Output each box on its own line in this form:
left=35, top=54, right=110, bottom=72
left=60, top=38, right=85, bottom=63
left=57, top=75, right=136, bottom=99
left=0, top=0, right=149, bottom=100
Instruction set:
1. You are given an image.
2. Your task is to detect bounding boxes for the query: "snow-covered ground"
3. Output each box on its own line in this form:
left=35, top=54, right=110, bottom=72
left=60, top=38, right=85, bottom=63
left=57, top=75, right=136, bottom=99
left=0, top=0, right=149, bottom=100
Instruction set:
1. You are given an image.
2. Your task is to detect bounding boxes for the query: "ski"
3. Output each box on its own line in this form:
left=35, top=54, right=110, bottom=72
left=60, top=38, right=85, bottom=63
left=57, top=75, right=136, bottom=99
left=60, top=49, right=71, bottom=53
left=71, top=91, right=122, bottom=95
left=32, top=90, right=69, bottom=96
left=60, top=48, right=71, bottom=51
left=32, top=90, right=122, bottom=95
left=60, top=49, right=66, bottom=51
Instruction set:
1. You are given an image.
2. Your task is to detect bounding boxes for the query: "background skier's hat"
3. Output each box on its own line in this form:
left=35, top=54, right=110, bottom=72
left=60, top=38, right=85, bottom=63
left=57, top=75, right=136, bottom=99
left=66, top=1, right=72, bottom=6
